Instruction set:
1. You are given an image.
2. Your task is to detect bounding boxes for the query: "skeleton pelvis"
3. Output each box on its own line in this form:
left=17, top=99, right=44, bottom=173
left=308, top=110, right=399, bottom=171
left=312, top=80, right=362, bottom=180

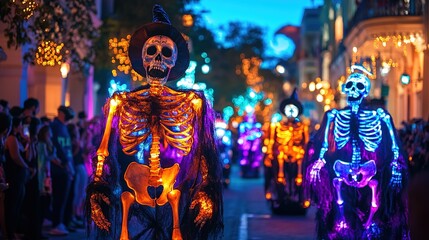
left=124, top=162, right=180, bottom=207
left=333, top=160, right=376, bottom=188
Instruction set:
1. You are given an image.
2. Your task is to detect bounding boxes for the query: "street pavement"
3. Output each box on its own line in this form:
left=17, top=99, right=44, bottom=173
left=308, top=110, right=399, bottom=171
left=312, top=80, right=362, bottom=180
left=48, top=164, right=317, bottom=239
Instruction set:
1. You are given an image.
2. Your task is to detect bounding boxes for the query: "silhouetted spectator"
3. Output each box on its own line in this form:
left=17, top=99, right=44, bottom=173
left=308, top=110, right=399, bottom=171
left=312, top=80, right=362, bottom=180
left=67, top=123, right=87, bottom=229
left=22, top=117, right=43, bottom=239
left=48, top=106, right=75, bottom=236
left=23, top=98, right=40, bottom=119
left=0, top=99, right=9, bottom=115
left=4, top=117, right=32, bottom=239
left=40, top=116, right=52, bottom=126
left=9, top=106, right=23, bottom=118
left=0, top=113, right=12, bottom=239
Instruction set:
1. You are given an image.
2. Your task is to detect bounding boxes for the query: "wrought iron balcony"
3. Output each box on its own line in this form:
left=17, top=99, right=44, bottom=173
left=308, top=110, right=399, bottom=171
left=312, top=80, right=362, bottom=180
left=345, top=0, right=424, bottom=36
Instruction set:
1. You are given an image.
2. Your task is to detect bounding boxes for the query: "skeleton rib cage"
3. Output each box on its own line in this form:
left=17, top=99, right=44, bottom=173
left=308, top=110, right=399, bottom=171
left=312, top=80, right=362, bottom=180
left=114, top=88, right=199, bottom=157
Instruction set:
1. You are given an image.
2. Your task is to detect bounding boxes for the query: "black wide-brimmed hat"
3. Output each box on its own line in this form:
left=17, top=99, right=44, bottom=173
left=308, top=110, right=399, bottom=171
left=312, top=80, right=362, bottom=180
left=279, top=88, right=303, bottom=117
left=128, top=4, right=189, bottom=81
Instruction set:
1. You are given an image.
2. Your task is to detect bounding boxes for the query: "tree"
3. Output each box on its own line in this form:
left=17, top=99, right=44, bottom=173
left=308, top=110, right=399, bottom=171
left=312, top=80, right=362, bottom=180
left=0, top=0, right=99, bottom=69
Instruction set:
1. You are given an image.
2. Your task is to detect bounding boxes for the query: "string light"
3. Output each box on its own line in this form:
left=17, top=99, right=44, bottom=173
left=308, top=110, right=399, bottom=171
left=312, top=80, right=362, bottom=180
left=12, top=0, right=38, bottom=20
left=35, top=40, right=64, bottom=66
left=109, top=35, right=143, bottom=81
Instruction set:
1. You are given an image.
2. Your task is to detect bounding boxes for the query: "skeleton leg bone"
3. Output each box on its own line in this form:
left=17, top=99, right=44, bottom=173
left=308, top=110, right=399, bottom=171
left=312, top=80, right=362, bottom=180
left=295, top=158, right=303, bottom=186
left=167, top=189, right=182, bottom=240
left=277, top=152, right=285, bottom=183
left=333, top=178, right=347, bottom=230
left=364, top=179, right=379, bottom=229
left=120, top=191, right=135, bottom=240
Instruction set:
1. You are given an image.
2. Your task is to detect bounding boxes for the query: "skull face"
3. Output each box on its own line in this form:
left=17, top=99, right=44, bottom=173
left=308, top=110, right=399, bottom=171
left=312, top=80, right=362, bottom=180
left=142, top=35, right=178, bottom=86
left=284, top=104, right=299, bottom=119
left=342, top=73, right=371, bottom=105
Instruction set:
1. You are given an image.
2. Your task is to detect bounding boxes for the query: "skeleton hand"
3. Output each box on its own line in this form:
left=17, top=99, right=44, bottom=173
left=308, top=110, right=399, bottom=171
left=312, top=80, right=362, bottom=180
left=389, top=161, right=402, bottom=189
left=88, top=182, right=111, bottom=231
left=190, top=192, right=213, bottom=229
left=310, top=158, right=325, bottom=184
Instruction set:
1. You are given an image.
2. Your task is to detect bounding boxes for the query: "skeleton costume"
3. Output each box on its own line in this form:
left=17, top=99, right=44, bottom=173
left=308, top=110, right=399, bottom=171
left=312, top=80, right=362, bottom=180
left=237, top=113, right=263, bottom=178
left=214, top=115, right=233, bottom=188
left=305, top=68, right=409, bottom=239
left=263, top=89, right=309, bottom=214
left=85, top=5, right=223, bottom=240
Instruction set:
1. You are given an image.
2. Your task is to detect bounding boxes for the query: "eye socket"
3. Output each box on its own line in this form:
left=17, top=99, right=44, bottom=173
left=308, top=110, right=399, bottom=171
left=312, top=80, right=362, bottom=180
left=356, top=82, right=365, bottom=90
left=162, top=47, right=172, bottom=57
left=146, top=46, right=157, bottom=55
left=345, top=82, right=353, bottom=88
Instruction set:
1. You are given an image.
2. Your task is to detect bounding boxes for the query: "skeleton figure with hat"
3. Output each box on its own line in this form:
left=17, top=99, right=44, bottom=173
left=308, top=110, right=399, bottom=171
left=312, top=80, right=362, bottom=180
left=305, top=65, right=409, bottom=239
left=86, top=5, right=223, bottom=240
left=263, top=88, right=309, bottom=214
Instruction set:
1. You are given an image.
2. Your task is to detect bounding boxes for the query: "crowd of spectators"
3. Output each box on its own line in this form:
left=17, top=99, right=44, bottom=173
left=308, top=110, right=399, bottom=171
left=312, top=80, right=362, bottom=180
left=0, top=98, right=102, bottom=240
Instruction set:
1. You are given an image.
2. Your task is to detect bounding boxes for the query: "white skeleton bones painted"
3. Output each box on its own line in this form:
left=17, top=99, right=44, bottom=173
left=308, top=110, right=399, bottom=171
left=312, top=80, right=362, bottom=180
left=309, top=70, right=402, bottom=231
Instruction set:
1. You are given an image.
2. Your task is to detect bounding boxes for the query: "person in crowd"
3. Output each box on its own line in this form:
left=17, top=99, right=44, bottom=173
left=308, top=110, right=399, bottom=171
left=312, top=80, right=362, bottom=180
left=22, top=98, right=40, bottom=119
left=9, top=106, right=23, bottom=118
left=67, top=123, right=87, bottom=229
left=22, top=117, right=43, bottom=239
left=76, top=111, right=87, bottom=137
left=40, top=116, right=52, bottom=126
left=37, top=124, right=58, bottom=239
left=48, top=106, right=75, bottom=236
left=4, top=117, right=34, bottom=239
left=0, top=99, right=9, bottom=115
left=0, top=112, right=12, bottom=239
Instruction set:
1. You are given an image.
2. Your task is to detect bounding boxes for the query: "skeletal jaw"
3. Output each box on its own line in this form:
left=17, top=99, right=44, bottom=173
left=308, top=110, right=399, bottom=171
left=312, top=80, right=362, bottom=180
left=147, top=62, right=169, bottom=79
left=347, top=94, right=363, bottom=103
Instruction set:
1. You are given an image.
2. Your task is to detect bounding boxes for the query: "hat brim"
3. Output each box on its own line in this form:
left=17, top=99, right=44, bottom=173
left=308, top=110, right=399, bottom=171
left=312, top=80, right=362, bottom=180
left=279, top=98, right=303, bottom=117
left=129, top=22, right=189, bottom=81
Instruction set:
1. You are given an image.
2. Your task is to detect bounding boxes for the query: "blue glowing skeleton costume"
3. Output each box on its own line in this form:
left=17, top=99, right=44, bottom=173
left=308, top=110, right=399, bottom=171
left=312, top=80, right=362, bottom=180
left=306, top=70, right=409, bottom=239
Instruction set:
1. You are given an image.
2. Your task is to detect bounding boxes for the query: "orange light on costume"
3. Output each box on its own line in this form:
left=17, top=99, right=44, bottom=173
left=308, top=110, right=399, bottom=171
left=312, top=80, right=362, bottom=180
left=303, top=200, right=311, bottom=208
left=190, top=192, right=213, bottom=228
left=265, top=192, right=272, bottom=200
left=182, top=14, right=194, bottom=27
left=295, top=175, right=303, bottom=186
left=92, top=85, right=206, bottom=239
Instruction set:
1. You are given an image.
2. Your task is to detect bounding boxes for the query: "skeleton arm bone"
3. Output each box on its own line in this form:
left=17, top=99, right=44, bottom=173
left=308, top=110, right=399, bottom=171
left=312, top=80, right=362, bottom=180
left=310, top=109, right=336, bottom=183
left=377, top=108, right=402, bottom=188
left=88, top=96, right=121, bottom=232
left=94, top=97, right=120, bottom=182
left=377, top=108, right=399, bottom=159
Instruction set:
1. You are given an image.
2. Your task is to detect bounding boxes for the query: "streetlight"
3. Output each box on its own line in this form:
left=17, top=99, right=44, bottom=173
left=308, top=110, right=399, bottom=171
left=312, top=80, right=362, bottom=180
left=400, top=73, right=411, bottom=120
left=60, top=62, right=70, bottom=106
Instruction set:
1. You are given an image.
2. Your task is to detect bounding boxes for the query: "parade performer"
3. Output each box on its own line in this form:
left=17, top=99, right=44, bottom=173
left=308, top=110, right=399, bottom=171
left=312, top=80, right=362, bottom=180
left=263, top=89, right=309, bottom=213
left=306, top=66, right=409, bottom=239
left=237, top=112, right=263, bottom=178
left=214, top=114, right=233, bottom=188
left=86, top=5, right=223, bottom=240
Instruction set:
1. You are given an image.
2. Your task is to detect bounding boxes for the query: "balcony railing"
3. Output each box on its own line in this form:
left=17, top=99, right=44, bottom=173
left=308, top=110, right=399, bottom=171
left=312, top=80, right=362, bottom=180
left=345, top=0, right=424, bottom=36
